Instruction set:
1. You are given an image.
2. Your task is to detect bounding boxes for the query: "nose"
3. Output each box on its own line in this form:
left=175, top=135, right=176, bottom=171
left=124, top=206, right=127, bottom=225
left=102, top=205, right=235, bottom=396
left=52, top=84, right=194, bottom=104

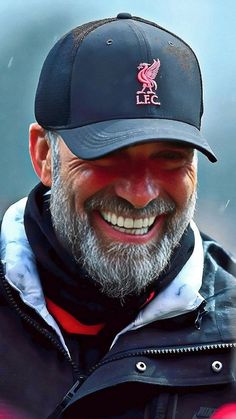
left=114, top=167, right=161, bottom=208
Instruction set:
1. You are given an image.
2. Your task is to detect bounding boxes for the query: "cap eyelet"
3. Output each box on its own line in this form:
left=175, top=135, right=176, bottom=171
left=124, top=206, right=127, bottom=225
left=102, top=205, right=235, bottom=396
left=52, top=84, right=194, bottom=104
left=168, top=41, right=174, bottom=46
left=212, top=361, right=223, bottom=373
left=106, top=39, right=113, bottom=45
left=136, top=361, right=147, bottom=372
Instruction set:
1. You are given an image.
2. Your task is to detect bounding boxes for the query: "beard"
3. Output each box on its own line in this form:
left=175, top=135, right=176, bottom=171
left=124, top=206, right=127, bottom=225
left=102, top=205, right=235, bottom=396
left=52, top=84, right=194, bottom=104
left=50, top=170, right=196, bottom=301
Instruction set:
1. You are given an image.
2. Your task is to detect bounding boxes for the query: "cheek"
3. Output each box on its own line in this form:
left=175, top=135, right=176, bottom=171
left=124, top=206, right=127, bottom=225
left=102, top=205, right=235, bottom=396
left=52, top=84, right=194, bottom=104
left=67, top=167, right=117, bottom=212
left=184, top=167, right=197, bottom=197
left=161, top=168, right=197, bottom=206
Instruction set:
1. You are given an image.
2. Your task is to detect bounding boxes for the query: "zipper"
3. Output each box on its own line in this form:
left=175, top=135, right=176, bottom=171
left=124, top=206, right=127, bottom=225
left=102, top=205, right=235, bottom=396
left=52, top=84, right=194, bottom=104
left=0, top=267, right=80, bottom=377
left=49, top=340, right=236, bottom=417
left=47, top=379, right=86, bottom=419
left=88, top=341, right=236, bottom=373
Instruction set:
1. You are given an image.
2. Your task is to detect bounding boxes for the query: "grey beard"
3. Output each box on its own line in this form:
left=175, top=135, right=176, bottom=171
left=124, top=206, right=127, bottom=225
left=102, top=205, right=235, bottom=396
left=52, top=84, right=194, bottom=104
left=50, top=175, right=196, bottom=301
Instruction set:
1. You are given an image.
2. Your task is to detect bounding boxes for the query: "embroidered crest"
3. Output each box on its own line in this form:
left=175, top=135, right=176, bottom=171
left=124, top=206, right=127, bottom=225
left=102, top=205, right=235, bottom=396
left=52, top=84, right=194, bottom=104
left=136, top=58, right=161, bottom=106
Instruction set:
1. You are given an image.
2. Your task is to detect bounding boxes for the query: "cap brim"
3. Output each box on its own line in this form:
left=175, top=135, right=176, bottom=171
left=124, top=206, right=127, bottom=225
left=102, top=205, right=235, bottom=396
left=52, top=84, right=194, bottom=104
left=56, top=119, right=217, bottom=162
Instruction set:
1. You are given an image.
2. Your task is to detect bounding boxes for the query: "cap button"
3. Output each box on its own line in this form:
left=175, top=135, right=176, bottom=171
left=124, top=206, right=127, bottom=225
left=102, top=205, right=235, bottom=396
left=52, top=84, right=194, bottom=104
left=116, top=13, right=132, bottom=19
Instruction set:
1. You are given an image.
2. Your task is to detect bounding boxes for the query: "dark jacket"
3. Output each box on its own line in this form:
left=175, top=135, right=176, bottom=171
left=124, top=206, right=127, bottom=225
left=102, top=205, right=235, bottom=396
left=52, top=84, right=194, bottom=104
left=0, top=234, right=235, bottom=419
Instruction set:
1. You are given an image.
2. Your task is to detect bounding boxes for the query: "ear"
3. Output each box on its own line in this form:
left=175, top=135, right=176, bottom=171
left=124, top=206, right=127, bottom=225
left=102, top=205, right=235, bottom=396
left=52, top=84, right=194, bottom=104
left=29, top=123, right=52, bottom=187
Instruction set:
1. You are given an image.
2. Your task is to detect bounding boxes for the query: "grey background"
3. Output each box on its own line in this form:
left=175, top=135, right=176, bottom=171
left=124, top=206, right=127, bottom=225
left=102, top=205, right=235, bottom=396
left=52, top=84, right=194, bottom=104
left=0, top=0, right=235, bottom=254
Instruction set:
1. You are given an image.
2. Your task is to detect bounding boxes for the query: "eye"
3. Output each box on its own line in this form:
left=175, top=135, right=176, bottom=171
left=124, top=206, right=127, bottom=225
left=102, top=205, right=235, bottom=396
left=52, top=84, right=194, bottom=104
left=152, top=148, right=194, bottom=169
left=91, top=150, right=129, bottom=167
left=155, top=151, right=185, bottom=160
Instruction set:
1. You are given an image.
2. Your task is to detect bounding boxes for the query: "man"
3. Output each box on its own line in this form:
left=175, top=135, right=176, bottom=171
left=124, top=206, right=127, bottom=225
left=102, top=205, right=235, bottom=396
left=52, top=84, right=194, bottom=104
left=0, top=13, right=236, bottom=419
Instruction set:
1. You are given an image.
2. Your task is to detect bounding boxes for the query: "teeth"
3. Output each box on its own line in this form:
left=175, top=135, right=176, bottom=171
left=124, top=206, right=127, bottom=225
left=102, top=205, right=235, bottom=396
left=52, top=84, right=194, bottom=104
left=133, top=219, right=143, bottom=228
left=143, top=218, right=149, bottom=227
left=124, top=218, right=134, bottom=228
left=116, top=216, right=122, bottom=227
left=111, top=214, right=117, bottom=225
left=113, top=226, right=149, bottom=235
left=148, top=216, right=155, bottom=226
left=103, top=212, right=108, bottom=221
left=100, top=211, right=156, bottom=232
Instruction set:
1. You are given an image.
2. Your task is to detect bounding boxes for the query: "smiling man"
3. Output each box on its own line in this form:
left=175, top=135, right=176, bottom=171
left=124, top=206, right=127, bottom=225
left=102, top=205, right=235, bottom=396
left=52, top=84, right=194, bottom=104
left=0, top=13, right=236, bottom=419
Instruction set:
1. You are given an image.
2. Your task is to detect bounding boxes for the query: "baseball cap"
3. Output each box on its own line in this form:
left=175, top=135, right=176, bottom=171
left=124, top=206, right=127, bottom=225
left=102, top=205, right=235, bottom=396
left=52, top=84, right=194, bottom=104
left=35, top=13, right=217, bottom=162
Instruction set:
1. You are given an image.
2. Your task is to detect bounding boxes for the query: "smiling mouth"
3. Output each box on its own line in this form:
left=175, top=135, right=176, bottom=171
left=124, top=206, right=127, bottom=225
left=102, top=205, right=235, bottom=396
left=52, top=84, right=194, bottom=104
left=100, top=210, right=157, bottom=236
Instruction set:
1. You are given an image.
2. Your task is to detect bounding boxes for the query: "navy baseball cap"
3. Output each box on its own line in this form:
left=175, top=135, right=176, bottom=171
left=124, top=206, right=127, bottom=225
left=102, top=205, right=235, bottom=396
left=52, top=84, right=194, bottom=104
left=35, top=13, right=217, bottom=162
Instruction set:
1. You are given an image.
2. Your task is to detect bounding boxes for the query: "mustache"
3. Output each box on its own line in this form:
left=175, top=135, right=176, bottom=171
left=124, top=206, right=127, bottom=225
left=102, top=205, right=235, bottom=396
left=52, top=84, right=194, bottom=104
left=84, top=193, right=176, bottom=218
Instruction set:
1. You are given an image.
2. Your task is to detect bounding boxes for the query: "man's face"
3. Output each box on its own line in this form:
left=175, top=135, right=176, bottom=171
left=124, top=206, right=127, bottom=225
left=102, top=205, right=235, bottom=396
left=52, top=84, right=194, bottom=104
left=50, top=139, right=197, bottom=300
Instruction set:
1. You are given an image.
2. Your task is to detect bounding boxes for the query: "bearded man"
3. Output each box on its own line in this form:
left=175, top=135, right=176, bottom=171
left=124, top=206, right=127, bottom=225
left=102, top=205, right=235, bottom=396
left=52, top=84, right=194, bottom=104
left=0, top=13, right=236, bottom=419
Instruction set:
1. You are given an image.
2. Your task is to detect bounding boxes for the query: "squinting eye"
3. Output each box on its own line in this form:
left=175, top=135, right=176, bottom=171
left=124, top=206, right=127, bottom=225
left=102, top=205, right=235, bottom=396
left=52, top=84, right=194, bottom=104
left=151, top=149, right=194, bottom=170
left=155, top=151, right=186, bottom=160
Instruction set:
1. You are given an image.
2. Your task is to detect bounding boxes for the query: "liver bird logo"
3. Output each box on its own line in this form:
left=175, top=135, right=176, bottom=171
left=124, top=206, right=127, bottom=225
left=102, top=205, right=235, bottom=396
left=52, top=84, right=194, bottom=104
left=137, top=59, right=161, bottom=93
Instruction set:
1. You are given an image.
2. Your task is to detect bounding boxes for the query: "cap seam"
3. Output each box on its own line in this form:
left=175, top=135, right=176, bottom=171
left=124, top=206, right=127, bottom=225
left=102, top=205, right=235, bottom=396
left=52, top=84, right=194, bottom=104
left=69, top=18, right=117, bottom=125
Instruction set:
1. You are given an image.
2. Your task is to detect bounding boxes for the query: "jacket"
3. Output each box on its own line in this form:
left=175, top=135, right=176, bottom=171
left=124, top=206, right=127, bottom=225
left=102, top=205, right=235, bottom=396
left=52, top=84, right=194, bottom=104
left=0, top=199, right=236, bottom=419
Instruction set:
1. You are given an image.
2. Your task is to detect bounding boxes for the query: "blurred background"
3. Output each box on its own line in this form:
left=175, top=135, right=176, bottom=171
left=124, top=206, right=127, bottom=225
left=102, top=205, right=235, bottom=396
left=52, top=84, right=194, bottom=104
left=0, top=0, right=235, bottom=254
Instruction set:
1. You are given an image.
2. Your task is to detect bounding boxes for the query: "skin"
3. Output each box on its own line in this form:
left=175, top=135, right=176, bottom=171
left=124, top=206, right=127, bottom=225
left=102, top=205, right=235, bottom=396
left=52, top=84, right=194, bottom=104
left=29, top=122, right=197, bottom=247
